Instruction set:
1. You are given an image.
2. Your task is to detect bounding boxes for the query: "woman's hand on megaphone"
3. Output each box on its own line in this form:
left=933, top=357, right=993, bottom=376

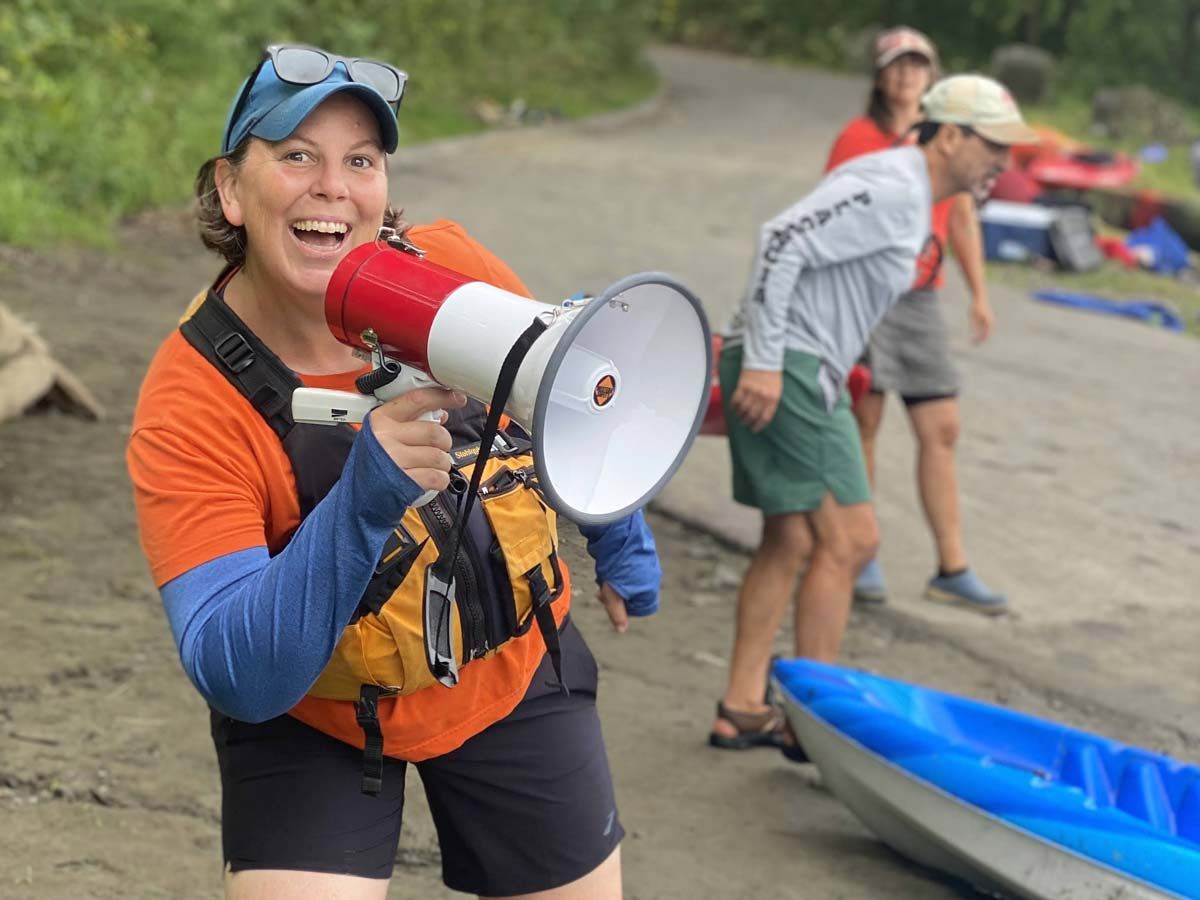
left=369, top=387, right=468, bottom=492
left=730, top=368, right=784, bottom=433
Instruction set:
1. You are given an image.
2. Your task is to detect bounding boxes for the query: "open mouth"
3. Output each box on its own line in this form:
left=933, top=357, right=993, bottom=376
left=291, top=219, right=350, bottom=253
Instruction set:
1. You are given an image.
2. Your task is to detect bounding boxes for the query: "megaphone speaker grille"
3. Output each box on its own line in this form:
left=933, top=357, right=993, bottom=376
left=533, top=273, right=711, bottom=524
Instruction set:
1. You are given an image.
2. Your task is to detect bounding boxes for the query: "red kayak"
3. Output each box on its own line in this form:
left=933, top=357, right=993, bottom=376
left=1026, top=151, right=1138, bottom=191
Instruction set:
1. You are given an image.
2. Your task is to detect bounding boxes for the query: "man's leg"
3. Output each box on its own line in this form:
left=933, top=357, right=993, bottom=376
left=906, top=397, right=966, bottom=571
left=795, top=495, right=879, bottom=661
left=712, top=512, right=812, bottom=740
left=852, top=391, right=886, bottom=490
left=851, top=392, right=888, bottom=604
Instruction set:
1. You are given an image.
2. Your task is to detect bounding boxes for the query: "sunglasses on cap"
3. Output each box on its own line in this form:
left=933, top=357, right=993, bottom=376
left=224, top=44, right=407, bottom=151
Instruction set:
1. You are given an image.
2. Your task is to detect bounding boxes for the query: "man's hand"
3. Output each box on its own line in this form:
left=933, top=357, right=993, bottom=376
left=597, top=582, right=629, bottom=633
left=969, top=295, right=994, bottom=344
left=729, top=368, right=783, bottom=432
left=369, top=387, right=468, bottom=492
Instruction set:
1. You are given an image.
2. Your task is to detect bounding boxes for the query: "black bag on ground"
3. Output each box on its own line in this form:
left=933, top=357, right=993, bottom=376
left=1048, top=207, right=1104, bottom=272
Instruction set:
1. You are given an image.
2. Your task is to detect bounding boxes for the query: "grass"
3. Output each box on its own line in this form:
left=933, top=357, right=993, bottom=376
left=0, top=60, right=658, bottom=250
left=398, top=59, right=658, bottom=147
left=533, top=61, right=660, bottom=120
left=0, top=0, right=660, bottom=251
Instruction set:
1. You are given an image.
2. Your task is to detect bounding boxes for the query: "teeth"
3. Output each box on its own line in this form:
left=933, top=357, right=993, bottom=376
left=292, top=220, right=348, bottom=234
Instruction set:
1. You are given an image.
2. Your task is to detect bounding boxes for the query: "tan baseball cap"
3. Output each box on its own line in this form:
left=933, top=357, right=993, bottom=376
left=920, top=74, right=1039, bottom=145
left=874, top=26, right=938, bottom=69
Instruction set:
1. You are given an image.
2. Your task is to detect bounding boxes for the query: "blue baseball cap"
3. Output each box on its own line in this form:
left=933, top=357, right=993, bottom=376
left=221, top=60, right=399, bottom=155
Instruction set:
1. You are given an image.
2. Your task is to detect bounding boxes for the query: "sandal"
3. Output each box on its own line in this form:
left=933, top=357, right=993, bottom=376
left=709, top=701, right=809, bottom=763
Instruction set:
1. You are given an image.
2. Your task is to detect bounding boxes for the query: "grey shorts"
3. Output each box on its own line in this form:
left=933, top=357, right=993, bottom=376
left=866, top=288, right=959, bottom=403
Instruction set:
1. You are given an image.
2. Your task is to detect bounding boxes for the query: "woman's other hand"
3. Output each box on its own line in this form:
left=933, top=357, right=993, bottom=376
left=596, top=582, right=629, bottom=633
left=369, top=387, right=468, bottom=491
left=969, top=294, right=995, bottom=344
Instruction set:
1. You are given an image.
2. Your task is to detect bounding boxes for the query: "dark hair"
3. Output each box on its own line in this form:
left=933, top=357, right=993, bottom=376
left=866, top=86, right=891, bottom=132
left=915, top=121, right=942, bottom=145
left=193, top=146, right=408, bottom=267
left=866, top=52, right=940, bottom=133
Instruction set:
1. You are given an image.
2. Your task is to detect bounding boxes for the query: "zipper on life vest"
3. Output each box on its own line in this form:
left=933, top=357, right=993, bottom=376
left=478, top=464, right=537, bottom=499
left=418, top=492, right=489, bottom=659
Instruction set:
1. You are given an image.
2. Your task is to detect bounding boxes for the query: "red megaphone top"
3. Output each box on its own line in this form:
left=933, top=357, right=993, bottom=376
left=325, top=240, right=476, bottom=373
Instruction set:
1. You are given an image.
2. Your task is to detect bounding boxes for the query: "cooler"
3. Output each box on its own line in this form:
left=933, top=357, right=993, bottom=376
left=980, top=200, right=1057, bottom=262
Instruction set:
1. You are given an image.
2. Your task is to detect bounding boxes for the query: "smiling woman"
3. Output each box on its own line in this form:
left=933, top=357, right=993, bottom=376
left=195, top=111, right=404, bottom=299
left=206, top=95, right=389, bottom=371
left=127, top=41, right=652, bottom=900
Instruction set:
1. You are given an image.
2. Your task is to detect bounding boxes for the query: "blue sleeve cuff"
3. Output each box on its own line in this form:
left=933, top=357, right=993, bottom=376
left=578, top=511, right=661, bottom=616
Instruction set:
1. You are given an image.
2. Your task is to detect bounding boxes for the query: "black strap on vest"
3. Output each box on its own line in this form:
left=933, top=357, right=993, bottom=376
left=430, top=316, right=569, bottom=695
left=180, top=291, right=298, bottom=440
left=443, top=317, right=548, bottom=565
left=355, top=685, right=385, bottom=796
left=180, top=291, right=357, bottom=517
left=526, top=557, right=565, bottom=692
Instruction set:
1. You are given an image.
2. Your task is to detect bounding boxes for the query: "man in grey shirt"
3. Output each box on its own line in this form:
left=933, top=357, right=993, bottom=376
left=711, top=76, right=1037, bottom=754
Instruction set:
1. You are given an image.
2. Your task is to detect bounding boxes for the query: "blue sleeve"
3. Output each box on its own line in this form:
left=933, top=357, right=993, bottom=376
left=159, top=415, right=424, bottom=722
left=577, top=511, right=662, bottom=616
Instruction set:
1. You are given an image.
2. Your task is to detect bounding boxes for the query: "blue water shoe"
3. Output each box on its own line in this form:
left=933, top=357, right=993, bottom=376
left=853, top=558, right=888, bottom=605
left=924, top=569, right=1008, bottom=616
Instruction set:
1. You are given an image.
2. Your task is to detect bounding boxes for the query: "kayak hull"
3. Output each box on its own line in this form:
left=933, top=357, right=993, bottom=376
left=774, top=659, right=1197, bottom=900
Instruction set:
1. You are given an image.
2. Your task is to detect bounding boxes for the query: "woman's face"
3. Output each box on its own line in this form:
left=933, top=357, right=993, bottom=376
left=878, top=53, right=933, bottom=109
left=218, top=93, right=389, bottom=302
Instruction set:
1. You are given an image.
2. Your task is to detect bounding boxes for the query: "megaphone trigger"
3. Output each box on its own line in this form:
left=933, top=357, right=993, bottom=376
left=291, top=360, right=448, bottom=506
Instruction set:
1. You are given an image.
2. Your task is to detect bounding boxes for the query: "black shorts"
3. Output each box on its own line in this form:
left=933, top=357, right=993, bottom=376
left=210, top=619, right=623, bottom=896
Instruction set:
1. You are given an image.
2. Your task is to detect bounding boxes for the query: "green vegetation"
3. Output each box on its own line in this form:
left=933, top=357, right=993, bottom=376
left=655, top=0, right=1200, bottom=183
left=655, top=0, right=1200, bottom=106
left=0, top=0, right=656, bottom=248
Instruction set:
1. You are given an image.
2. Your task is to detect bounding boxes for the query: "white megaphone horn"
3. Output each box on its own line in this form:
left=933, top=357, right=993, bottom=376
left=292, top=231, right=712, bottom=524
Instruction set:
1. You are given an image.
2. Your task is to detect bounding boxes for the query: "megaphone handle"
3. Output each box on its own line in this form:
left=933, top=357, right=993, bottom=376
left=373, top=366, right=444, bottom=508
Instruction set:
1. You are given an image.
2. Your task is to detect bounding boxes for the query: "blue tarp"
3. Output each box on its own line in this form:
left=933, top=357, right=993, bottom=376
left=1126, top=217, right=1191, bottom=275
left=1032, top=291, right=1185, bottom=332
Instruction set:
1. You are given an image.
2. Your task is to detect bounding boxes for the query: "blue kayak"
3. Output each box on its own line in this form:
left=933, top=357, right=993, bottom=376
left=774, top=658, right=1200, bottom=899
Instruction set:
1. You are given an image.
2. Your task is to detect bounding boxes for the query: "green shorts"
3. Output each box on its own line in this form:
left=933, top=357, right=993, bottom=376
left=718, top=345, right=871, bottom=515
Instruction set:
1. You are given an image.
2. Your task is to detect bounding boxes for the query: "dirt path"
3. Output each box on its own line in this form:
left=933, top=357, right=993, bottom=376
left=1, top=46, right=1197, bottom=899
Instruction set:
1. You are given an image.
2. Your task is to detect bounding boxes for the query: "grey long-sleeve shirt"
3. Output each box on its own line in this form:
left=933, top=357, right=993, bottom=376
left=725, top=145, right=932, bottom=408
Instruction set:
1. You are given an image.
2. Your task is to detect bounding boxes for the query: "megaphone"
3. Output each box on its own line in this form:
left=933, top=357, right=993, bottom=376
left=292, top=231, right=712, bottom=524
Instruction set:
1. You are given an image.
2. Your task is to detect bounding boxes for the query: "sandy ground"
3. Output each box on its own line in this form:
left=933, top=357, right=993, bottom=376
left=1, top=46, right=1197, bottom=899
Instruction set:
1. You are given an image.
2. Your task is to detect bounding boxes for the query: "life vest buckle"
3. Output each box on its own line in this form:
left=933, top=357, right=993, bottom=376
left=214, top=331, right=255, bottom=374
